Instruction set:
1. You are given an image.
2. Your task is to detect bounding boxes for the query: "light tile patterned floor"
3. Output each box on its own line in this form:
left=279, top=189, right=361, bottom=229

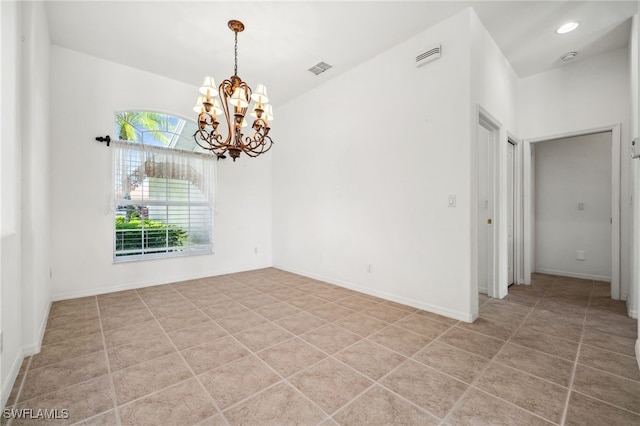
left=3, top=270, right=639, bottom=425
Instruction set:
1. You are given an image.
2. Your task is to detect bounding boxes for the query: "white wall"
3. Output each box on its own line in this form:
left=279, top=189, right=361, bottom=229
left=21, top=0, right=51, bottom=356
left=470, top=12, right=519, bottom=132
left=0, top=0, right=3, bottom=406
left=534, top=133, right=612, bottom=280
left=1, top=1, right=52, bottom=407
left=520, top=48, right=631, bottom=301
left=49, top=46, right=272, bottom=299
left=470, top=10, right=520, bottom=300
left=274, top=10, right=477, bottom=321
left=629, top=14, right=640, bottom=363
left=1, top=0, right=24, bottom=408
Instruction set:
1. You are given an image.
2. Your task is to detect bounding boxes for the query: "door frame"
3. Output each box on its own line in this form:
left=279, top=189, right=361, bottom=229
left=476, top=108, right=501, bottom=300
left=523, top=124, right=621, bottom=298
left=506, top=136, right=520, bottom=286
left=508, top=133, right=525, bottom=287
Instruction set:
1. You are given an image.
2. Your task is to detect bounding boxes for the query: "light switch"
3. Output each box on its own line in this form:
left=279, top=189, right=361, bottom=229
left=448, top=195, right=456, bottom=207
left=578, top=203, right=585, bottom=211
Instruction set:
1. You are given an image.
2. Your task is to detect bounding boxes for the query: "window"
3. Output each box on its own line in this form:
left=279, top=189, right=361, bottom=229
left=112, top=111, right=215, bottom=261
left=115, top=111, right=200, bottom=150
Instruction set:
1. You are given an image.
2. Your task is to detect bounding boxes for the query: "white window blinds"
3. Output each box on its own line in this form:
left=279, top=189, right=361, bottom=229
left=113, top=140, right=216, bottom=260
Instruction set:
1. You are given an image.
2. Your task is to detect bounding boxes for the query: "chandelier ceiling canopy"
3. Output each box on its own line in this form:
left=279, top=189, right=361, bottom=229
left=193, top=20, right=273, bottom=161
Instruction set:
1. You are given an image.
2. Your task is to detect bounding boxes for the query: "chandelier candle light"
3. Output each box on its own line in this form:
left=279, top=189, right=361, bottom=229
left=193, top=19, right=274, bottom=161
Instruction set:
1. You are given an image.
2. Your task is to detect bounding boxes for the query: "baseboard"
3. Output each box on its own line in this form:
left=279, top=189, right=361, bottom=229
left=51, top=262, right=272, bottom=301
left=23, top=300, right=51, bottom=356
left=274, top=264, right=473, bottom=323
left=1, top=348, right=24, bottom=409
left=629, top=309, right=638, bottom=320
left=534, top=268, right=610, bottom=282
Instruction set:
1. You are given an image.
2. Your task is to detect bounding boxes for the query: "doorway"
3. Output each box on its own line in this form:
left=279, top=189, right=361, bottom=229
left=524, top=126, right=621, bottom=298
left=477, top=112, right=499, bottom=298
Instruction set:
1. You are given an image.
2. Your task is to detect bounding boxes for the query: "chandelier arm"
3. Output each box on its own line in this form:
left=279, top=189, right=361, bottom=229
left=208, top=133, right=227, bottom=151
left=238, top=143, right=265, bottom=158
left=243, top=136, right=273, bottom=156
left=193, top=129, right=214, bottom=150
left=258, top=136, right=274, bottom=154
left=243, top=120, right=270, bottom=148
left=218, top=80, right=235, bottom=147
left=240, top=81, right=252, bottom=102
left=243, top=133, right=273, bottom=155
left=243, top=134, right=265, bottom=150
left=194, top=128, right=226, bottom=154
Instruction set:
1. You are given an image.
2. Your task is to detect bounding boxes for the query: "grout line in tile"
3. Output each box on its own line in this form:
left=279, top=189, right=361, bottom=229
left=508, top=286, right=576, bottom=425
left=370, top=362, right=449, bottom=420
left=575, top=358, right=640, bottom=383
left=558, top=281, right=589, bottom=426
left=285, top=376, right=337, bottom=418
left=5, top=356, right=31, bottom=426
left=570, top=389, right=640, bottom=418
left=372, top=373, right=454, bottom=422
left=503, top=337, right=577, bottom=362
left=189, top=289, right=344, bottom=418
left=285, top=325, right=439, bottom=420
left=113, top=376, right=198, bottom=413
left=439, top=326, right=511, bottom=425
left=69, top=409, right=115, bottom=426
left=96, top=297, right=122, bottom=426
left=450, top=322, right=510, bottom=344
left=490, top=359, right=570, bottom=389
left=470, top=386, right=563, bottom=426
left=135, top=295, right=227, bottom=421
left=10, top=356, right=31, bottom=408
left=443, top=292, right=560, bottom=425
left=215, top=379, right=285, bottom=414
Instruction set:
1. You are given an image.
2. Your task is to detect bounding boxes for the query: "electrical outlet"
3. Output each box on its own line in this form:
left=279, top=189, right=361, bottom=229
left=254, top=247, right=258, bottom=254
left=367, top=264, right=373, bottom=273
left=577, top=250, right=585, bottom=261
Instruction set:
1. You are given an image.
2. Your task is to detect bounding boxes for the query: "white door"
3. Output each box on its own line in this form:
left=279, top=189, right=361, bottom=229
left=507, top=141, right=516, bottom=286
left=477, top=122, right=495, bottom=296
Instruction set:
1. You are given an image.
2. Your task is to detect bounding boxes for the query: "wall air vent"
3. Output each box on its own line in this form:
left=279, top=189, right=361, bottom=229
left=416, top=44, right=441, bottom=68
left=308, top=61, right=333, bottom=75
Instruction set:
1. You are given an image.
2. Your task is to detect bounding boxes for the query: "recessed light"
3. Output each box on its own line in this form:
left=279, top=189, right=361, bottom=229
left=561, top=51, right=578, bottom=62
left=556, top=22, right=579, bottom=34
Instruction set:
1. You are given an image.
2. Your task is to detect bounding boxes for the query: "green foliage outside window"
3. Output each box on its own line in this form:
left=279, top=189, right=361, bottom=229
left=115, top=111, right=175, bottom=144
left=115, top=216, right=187, bottom=256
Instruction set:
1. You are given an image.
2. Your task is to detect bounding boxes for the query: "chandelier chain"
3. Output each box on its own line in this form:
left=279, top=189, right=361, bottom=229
left=234, top=31, right=238, bottom=76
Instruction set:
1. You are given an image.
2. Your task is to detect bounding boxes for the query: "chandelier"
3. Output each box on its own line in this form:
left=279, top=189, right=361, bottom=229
left=193, top=20, right=274, bottom=161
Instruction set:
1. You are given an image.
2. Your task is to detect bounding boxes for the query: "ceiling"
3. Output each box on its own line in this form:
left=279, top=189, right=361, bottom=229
left=45, top=1, right=639, bottom=106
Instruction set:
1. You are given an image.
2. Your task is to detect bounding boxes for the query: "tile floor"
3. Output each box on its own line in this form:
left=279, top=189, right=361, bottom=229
left=3, top=269, right=639, bottom=425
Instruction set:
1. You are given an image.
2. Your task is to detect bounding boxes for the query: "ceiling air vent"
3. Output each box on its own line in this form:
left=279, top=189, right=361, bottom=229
left=308, top=61, right=333, bottom=75
left=416, top=44, right=441, bottom=68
